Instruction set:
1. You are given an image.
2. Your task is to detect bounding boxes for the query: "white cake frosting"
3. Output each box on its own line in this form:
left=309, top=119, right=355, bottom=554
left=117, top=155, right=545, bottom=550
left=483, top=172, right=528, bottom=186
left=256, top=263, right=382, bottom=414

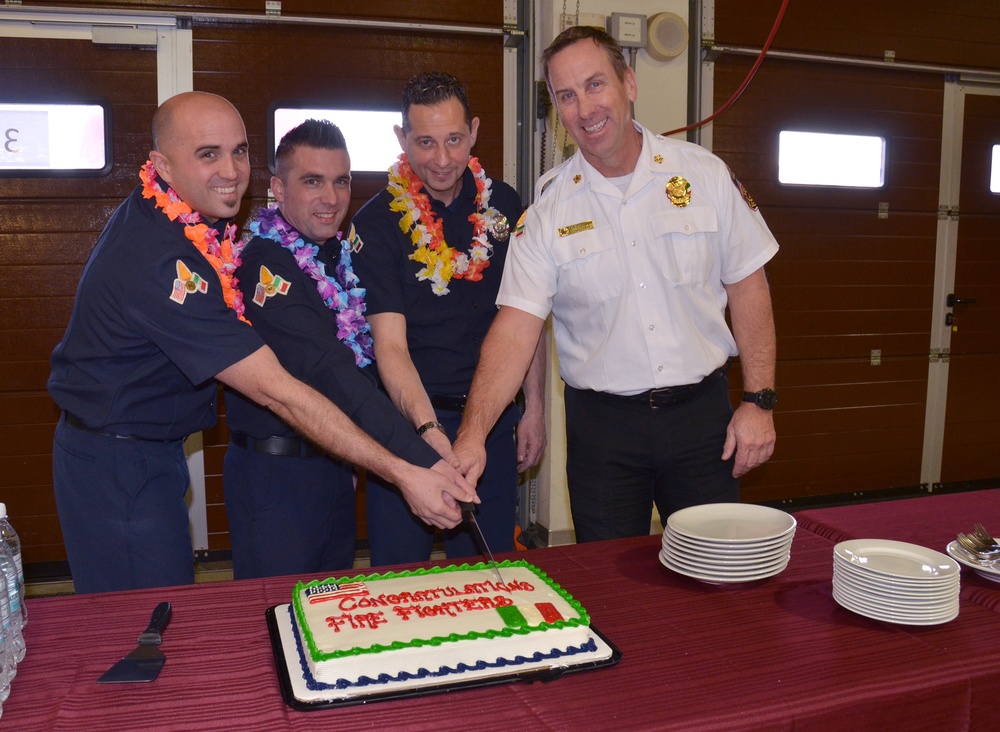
left=290, top=560, right=609, bottom=692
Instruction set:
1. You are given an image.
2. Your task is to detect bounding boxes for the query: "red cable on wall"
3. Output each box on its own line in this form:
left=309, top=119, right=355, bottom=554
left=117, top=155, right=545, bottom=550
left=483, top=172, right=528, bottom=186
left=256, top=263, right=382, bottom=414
left=663, top=0, right=790, bottom=137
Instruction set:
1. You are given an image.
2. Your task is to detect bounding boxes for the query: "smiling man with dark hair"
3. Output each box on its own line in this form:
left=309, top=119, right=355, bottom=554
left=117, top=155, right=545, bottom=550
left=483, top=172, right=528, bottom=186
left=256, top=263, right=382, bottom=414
left=225, top=119, right=467, bottom=579
left=351, top=73, right=547, bottom=566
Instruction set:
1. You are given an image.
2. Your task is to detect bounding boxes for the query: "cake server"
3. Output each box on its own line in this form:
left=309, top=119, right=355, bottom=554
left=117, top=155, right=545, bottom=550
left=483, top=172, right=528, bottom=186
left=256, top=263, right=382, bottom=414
left=458, top=500, right=506, bottom=585
left=97, top=601, right=172, bottom=683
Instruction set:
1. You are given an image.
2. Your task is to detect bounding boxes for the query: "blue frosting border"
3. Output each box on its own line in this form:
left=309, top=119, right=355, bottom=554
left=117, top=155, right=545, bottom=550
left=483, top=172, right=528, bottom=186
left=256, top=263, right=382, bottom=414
left=286, top=605, right=598, bottom=692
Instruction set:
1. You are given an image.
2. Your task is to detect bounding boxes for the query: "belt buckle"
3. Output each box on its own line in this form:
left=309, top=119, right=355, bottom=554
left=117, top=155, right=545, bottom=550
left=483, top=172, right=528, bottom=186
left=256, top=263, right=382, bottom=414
left=648, top=385, right=685, bottom=409
left=648, top=387, right=670, bottom=409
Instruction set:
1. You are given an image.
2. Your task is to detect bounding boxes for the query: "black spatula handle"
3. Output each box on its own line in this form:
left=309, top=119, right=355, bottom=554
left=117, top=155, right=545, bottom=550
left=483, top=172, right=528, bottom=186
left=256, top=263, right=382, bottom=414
left=137, top=601, right=172, bottom=645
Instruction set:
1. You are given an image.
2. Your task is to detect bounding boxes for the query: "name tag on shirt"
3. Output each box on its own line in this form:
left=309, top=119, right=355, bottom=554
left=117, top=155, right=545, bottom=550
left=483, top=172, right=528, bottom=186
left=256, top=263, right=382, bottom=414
left=558, top=220, right=595, bottom=237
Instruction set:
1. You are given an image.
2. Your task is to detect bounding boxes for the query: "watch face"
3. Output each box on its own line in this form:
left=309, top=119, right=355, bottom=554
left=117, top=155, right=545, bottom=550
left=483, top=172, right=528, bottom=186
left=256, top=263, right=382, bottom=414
left=757, top=389, right=777, bottom=409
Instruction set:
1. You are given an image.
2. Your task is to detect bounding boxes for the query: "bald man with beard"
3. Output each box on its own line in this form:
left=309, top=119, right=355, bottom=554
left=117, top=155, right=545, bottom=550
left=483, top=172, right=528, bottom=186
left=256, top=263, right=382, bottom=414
left=48, top=92, right=475, bottom=594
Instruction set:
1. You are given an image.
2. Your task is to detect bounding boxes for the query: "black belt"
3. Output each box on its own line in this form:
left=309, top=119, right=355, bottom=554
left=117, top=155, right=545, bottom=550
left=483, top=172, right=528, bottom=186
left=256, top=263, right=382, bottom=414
left=230, top=431, right=322, bottom=458
left=590, top=365, right=729, bottom=409
left=64, top=412, right=178, bottom=442
left=428, top=393, right=467, bottom=412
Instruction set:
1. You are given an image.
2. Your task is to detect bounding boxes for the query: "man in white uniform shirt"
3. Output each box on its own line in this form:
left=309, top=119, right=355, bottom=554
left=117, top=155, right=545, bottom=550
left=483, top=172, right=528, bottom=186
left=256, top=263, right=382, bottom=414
left=454, top=26, right=779, bottom=541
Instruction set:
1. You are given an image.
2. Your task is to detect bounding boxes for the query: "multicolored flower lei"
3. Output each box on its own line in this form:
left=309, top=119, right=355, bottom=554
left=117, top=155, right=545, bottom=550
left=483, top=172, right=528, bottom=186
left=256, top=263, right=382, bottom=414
left=139, top=160, right=249, bottom=323
left=249, top=205, right=374, bottom=368
left=387, top=154, right=503, bottom=296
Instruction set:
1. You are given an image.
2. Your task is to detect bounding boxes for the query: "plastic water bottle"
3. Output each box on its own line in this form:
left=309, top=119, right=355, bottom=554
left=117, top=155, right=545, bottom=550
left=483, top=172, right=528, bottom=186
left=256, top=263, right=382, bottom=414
left=0, top=505, right=24, bottom=627
left=0, top=576, right=12, bottom=705
left=0, top=542, right=23, bottom=665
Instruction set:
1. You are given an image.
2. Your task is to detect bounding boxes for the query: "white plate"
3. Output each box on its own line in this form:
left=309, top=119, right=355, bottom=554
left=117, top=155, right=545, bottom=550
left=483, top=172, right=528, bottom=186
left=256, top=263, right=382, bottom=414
left=834, top=539, right=959, bottom=580
left=833, top=555, right=959, bottom=592
left=665, top=538, right=792, bottom=567
left=834, top=590, right=959, bottom=619
left=833, top=575, right=959, bottom=610
left=945, top=541, right=1000, bottom=584
left=664, top=527, right=795, bottom=554
left=833, top=586, right=959, bottom=625
left=659, top=550, right=789, bottom=584
left=664, top=545, right=790, bottom=575
left=832, top=567, right=959, bottom=604
left=667, top=503, right=796, bottom=543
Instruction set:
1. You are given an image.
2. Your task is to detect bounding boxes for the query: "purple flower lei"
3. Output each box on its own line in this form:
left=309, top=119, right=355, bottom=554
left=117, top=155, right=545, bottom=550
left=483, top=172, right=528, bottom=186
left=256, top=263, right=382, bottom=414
left=249, top=205, right=374, bottom=368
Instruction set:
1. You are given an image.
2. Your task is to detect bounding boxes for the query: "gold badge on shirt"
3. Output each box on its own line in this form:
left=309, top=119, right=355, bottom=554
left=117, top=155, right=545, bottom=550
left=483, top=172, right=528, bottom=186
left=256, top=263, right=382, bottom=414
left=252, top=265, right=291, bottom=307
left=557, top=220, right=595, bottom=237
left=488, top=213, right=510, bottom=242
left=666, top=176, right=691, bottom=207
left=169, top=260, right=208, bottom=305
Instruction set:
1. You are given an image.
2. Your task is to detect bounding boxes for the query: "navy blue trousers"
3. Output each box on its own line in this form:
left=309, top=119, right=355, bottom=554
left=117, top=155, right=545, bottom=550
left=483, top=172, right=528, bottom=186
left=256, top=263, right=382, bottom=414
left=366, top=403, right=520, bottom=566
left=52, top=414, right=193, bottom=594
left=564, top=375, right=739, bottom=542
left=223, top=443, right=356, bottom=580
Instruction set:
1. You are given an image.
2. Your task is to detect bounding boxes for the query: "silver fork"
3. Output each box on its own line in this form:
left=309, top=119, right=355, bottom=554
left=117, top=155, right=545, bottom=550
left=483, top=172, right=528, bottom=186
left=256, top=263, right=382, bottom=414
left=956, top=531, right=1000, bottom=560
left=973, top=523, right=997, bottom=546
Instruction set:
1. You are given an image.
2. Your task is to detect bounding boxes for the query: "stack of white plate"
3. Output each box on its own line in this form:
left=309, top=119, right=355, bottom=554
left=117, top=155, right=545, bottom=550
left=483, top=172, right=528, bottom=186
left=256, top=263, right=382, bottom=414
left=659, top=503, right=796, bottom=584
left=833, top=539, right=960, bottom=625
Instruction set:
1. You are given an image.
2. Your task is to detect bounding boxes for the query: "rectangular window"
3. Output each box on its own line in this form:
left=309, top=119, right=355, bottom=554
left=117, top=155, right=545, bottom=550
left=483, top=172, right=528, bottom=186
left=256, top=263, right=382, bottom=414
left=778, top=131, right=886, bottom=188
left=991, top=144, right=1000, bottom=194
left=269, top=104, right=401, bottom=174
left=0, top=101, right=112, bottom=177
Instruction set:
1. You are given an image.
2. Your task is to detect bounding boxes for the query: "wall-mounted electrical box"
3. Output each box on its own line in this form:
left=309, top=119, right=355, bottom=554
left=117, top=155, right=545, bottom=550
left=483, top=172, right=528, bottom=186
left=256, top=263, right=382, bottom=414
left=608, top=12, right=647, bottom=49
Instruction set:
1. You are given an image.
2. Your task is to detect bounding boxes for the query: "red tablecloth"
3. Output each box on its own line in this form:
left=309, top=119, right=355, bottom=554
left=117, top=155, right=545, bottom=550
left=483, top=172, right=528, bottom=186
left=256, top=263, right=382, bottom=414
left=5, top=490, right=1000, bottom=731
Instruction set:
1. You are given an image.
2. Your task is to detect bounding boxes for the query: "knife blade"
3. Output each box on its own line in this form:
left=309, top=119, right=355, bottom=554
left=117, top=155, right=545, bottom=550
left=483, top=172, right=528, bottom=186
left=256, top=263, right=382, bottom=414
left=457, top=500, right=506, bottom=586
left=97, top=601, right=172, bottom=683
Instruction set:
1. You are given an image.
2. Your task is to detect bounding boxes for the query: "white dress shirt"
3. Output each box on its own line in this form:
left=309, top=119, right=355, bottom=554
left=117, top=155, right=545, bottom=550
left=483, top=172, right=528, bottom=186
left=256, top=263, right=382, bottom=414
left=498, top=124, right=778, bottom=395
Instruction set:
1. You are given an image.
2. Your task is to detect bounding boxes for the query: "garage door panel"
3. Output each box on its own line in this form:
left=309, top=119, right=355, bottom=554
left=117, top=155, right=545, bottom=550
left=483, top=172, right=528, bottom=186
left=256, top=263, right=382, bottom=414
left=714, top=51, right=940, bottom=502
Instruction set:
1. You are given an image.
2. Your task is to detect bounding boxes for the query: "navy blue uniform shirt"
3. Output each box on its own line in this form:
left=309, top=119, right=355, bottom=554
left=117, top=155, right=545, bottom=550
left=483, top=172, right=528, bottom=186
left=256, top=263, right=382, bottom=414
left=350, top=167, right=523, bottom=394
left=227, top=225, right=440, bottom=468
left=48, top=186, right=263, bottom=440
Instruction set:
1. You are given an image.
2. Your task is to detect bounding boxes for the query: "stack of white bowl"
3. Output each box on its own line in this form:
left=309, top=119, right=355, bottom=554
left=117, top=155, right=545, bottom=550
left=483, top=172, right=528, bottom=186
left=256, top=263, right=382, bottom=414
left=833, top=539, right=960, bottom=625
left=659, top=503, right=796, bottom=584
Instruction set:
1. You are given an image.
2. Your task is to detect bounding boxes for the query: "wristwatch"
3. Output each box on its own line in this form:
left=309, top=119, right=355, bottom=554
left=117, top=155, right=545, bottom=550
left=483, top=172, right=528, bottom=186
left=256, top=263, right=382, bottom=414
left=743, top=388, right=778, bottom=410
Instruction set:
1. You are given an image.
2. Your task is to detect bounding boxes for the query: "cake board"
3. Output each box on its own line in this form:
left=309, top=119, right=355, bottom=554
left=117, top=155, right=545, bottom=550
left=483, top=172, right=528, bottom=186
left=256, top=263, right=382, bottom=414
left=265, top=604, right=622, bottom=711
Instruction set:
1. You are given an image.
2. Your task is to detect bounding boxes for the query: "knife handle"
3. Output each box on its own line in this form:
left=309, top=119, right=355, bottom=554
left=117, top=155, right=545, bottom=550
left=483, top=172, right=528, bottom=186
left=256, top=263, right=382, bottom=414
left=138, top=601, right=172, bottom=645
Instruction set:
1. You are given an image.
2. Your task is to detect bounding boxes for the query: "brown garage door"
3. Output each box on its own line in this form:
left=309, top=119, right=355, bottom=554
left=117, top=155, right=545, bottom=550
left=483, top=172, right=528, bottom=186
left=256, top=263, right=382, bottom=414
left=941, top=91, right=1000, bottom=482
left=0, top=35, right=158, bottom=567
left=712, top=55, right=943, bottom=504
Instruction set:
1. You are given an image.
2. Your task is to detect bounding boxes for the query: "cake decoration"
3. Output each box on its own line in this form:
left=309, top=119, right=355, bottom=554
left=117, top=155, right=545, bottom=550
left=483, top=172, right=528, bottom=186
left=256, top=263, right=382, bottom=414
left=277, top=560, right=613, bottom=700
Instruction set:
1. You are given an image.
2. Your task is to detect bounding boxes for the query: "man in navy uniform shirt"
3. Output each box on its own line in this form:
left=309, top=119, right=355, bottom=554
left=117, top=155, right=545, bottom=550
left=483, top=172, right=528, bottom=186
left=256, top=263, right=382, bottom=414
left=351, top=72, right=546, bottom=565
left=225, top=119, right=454, bottom=579
left=48, top=92, right=475, bottom=594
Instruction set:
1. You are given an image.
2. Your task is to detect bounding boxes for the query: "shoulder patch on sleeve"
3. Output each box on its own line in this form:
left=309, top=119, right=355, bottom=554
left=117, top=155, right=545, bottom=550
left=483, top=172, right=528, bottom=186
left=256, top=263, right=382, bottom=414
left=513, top=210, right=528, bottom=238
left=170, top=259, right=209, bottom=305
left=346, top=223, right=364, bottom=253
left=727, top=165, right=758, bottom=211
left=251, top=265, right=291, bottom=307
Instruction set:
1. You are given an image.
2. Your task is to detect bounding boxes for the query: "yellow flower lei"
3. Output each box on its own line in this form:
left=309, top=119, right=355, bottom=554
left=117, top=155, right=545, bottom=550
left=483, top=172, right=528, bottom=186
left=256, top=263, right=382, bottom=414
left=387, top=154, right=503, bottom=296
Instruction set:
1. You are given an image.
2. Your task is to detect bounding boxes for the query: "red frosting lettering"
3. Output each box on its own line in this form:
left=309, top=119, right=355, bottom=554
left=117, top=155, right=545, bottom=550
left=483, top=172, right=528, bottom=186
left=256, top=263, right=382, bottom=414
left=325, top=611, right=386, bottom=631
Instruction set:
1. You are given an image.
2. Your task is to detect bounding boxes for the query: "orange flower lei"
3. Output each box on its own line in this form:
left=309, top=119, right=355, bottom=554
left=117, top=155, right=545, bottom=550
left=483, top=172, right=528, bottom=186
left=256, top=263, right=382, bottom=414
left=139, top=160, right=249, bottom=323
left=387, top=154, right=504, bottom=296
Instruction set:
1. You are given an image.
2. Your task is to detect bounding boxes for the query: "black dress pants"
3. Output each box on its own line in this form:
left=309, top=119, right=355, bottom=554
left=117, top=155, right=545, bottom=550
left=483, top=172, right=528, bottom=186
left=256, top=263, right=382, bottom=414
left=564, top=375, right=739, bottom=542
